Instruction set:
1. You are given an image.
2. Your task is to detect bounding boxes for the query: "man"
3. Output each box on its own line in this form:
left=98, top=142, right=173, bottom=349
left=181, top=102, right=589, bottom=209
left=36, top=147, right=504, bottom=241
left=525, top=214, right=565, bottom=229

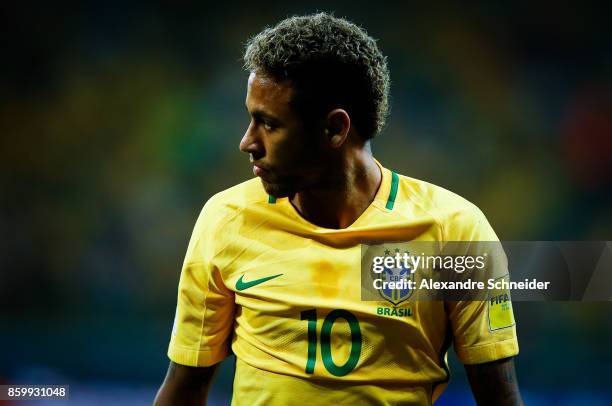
left=155, top=13, right=522, bottom=405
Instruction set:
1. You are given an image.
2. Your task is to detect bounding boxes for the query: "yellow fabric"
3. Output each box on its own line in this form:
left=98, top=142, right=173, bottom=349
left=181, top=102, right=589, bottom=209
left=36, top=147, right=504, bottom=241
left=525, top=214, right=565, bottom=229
left=167, top=161, right=519, bottom=405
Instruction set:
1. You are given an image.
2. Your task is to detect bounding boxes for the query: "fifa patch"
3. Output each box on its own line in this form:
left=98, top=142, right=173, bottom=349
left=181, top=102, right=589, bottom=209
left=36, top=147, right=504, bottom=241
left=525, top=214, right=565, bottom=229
left=488, top=276, right=515, bottom=330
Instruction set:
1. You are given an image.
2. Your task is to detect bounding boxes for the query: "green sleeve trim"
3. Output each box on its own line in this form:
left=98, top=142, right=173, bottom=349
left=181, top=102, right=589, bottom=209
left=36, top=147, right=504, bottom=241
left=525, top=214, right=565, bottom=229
left=268, top=195, right=277, bottom=204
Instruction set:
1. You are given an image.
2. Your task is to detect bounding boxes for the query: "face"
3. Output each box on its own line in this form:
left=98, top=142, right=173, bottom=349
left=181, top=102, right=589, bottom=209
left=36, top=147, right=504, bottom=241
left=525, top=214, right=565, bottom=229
left=240, top=72, right=331, bottom=197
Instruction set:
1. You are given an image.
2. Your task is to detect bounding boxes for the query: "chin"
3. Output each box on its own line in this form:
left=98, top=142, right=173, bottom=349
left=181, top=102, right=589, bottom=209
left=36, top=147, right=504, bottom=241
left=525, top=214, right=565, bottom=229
left=260, top=179, right=294, bottom=198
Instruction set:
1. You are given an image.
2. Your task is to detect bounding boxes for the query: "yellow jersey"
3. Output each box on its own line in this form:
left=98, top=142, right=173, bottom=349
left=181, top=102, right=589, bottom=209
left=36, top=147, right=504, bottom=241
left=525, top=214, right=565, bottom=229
left=167, top=161, right=518, bottom=405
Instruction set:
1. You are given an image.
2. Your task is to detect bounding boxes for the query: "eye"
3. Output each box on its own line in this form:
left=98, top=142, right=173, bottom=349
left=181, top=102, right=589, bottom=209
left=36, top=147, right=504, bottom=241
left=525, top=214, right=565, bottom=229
left=261, top=120, right=278, bottom=132
left=250, top=114, right=278, bottom=132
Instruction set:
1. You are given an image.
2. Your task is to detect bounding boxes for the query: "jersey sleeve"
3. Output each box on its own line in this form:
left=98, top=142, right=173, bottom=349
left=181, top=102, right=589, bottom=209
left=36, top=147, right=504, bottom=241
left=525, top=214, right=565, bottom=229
left=446, top=207, right=519, bottom=365
left=167, top=197, right=236, bottom=367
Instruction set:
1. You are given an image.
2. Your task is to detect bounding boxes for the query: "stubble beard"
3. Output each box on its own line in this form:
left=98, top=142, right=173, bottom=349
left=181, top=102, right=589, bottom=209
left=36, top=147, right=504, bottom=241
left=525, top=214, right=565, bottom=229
left=260, top=178, right=296, bottom=198
left=260, top=167, right=323, bottom=199
left=259, top=146, right=333, bottom=199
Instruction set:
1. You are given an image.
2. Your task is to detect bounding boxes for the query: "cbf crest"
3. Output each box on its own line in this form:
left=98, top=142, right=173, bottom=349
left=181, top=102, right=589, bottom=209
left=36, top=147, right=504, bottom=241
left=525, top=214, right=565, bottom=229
left=372, top=248, right=415, bottom=305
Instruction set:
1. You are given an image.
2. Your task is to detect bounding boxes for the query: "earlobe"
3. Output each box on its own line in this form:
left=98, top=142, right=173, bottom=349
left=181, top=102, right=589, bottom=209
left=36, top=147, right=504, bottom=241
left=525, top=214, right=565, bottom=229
left=329, top=133, right=345, bottom=148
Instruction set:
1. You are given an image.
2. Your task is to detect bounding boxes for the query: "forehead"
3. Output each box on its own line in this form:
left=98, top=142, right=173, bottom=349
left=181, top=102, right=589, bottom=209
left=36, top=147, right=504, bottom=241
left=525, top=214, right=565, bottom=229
left=246, top=72, right=294, bottom=113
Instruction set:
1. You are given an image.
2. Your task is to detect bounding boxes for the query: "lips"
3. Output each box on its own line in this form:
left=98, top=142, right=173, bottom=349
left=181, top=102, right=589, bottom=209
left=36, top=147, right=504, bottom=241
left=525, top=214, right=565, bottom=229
left=253, top=165, right=266, bottom=177
left=253, top=164, right=273, bottom=180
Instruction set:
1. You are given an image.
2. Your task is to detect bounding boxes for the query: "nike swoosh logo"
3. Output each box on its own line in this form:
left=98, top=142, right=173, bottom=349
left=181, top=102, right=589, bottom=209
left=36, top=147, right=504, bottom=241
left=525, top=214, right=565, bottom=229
left=235, top=273, right=283, bottom=291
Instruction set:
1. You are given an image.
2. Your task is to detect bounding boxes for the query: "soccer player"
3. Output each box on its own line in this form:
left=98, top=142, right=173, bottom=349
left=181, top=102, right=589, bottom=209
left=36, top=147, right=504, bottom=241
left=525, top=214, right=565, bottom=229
left=154, top=13, right=522, bottom=405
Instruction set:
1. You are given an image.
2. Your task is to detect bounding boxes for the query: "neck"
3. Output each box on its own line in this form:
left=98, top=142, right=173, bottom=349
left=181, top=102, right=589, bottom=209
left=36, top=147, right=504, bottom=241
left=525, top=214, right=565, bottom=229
left=290, top=147, right=382, bottom=229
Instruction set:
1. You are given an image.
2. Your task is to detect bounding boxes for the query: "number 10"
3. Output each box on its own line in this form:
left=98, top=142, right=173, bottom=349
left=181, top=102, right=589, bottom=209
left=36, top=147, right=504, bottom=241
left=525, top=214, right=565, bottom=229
left=300, top=308, right=362, bottom=377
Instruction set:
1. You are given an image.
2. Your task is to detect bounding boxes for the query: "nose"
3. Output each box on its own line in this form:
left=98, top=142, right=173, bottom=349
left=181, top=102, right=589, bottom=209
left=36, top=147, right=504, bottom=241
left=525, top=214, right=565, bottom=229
left=239, top=122, right=263, bottom=157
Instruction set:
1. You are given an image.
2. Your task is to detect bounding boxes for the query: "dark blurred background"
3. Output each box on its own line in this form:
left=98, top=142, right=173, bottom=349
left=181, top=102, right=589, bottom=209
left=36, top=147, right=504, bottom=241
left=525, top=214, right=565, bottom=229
left=1, top=1, right=611, bottom=405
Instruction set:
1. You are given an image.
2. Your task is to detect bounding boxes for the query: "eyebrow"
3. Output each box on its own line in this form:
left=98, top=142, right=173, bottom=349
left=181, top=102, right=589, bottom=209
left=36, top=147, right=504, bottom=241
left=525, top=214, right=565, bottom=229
left=245, top=106, right=280, bottom=123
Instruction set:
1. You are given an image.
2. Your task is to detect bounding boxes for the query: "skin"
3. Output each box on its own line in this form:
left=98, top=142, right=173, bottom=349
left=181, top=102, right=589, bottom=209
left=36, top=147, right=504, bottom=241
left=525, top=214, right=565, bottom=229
left=153, top=361, right=218, bottom=405
left=465, top=357, right=524, bottom=405
left=154, top=71, right=523, bottom=404
left=239, top=71, right=382, bottom=229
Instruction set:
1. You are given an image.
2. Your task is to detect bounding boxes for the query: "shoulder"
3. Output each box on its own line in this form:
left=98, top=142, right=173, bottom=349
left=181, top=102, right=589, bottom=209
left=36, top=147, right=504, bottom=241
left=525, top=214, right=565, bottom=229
left=395, top=172, right=484, bottom=220
left=392, top=171, right=493, bottom=240
left=204, top=177, right=268, bottom=214
left=190, top=178, right=267, bottom=242
left=197, top=177, right=268, bottom=228
left=184, top=178, right=268, bottom=261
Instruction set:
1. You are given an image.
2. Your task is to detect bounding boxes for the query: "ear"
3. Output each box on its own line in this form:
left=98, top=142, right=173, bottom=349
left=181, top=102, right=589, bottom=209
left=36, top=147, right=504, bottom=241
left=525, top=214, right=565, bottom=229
left=324, top=109, right=351, bottom=148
